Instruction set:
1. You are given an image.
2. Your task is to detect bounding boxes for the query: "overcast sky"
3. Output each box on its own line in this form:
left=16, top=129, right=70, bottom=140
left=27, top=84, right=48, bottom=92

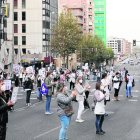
left=106, top=0, right=140, bottom=45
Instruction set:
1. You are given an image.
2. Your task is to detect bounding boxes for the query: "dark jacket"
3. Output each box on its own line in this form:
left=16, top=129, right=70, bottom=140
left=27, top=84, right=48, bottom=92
left=0, top=94, right=9, bottom=124
left=24, top=77, right=33, bottom=90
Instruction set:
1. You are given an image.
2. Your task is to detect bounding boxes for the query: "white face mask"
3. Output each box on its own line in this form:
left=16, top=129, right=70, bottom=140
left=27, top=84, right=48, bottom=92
left=1, top=85, right=6, bottom=92
left=79, top=80, right=83, bottom=83
left=100, top=86, right=104, bottom=91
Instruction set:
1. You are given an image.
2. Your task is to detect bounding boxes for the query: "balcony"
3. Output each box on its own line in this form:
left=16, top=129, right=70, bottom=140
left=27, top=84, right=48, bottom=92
left=68, top=5, right=84, bottom=10
left=74, top=12, right=83, bottom=17
left=78, top=20, right=83, bottom=24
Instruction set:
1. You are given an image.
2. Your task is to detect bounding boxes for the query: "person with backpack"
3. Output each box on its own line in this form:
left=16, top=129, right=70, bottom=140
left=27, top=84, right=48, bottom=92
left=126, top=74, right=134, bottom=98
left=56, top=83, right=77, bottom=140
left=45, top=71, right=58, bottom=115
left=94, top=82, right=106, bottom=135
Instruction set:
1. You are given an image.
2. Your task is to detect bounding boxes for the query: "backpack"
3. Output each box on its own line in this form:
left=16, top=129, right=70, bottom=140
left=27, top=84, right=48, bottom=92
left=41, top=83, right=48, bottom=96
left=91, top=92, right=98, bottom=111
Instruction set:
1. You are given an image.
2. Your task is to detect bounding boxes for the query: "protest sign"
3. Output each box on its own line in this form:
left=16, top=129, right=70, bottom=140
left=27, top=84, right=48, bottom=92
left=39, top=69, right=43, bottom=75
left=13, top=64, right=20, bottom=72
left=26, top=66, right=33, bottom=73
left=4, top=80, right=11, bottom=90
left=11, top=87, right=19, bottom=103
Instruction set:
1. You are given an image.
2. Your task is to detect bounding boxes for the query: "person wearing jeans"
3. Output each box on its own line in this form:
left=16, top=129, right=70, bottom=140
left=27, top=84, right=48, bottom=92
left=126, top=74, right=133, bottom=98
left=94, top=82, right=106, bottom=135
left=56, top=83, right=77, bottom=140
left=75, top=77, right=90, bottom=123
left=45, top=71, right=58, bottom=115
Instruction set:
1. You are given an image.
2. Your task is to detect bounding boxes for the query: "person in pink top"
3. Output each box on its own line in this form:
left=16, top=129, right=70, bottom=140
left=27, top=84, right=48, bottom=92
left=60, top=71, right=65, bottom=87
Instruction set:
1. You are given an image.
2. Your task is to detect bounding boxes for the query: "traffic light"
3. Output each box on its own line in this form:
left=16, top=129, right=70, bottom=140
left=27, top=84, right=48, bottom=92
left=4, top=4, right=10, bottom=18
left=133, top=40, right=136, bottom=46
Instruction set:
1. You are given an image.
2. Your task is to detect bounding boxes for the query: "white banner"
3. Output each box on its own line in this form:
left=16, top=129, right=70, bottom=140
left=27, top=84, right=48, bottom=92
left=26, top=66, right=33, bottom=73
left=11, top=87, right=19, bottom=103
left=4, top=80, right=11, bottom=90
left=39, top=69, right=43, bottom=76
left=13, top=64, right=20, bottom=72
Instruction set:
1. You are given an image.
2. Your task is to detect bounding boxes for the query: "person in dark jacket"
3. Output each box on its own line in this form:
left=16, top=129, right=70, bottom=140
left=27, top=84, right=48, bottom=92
left=56, top=83, right=77, bottom=140
left=37, top=75, right=42, bottom=101
left=0, top=79, right=17, bottom=140
left=24, top=73, right=33, bottom=106
left=44, top=71, right=58, bottom=115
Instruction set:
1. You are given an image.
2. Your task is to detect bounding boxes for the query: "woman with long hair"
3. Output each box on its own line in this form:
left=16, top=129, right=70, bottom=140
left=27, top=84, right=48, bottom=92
left=45, top=71, right=58, bottom=114
left=94, top=82, right=106, bottom=135
left=56, top=83, right=77, bottom=140
left=75, top=77, right=90, bottom=123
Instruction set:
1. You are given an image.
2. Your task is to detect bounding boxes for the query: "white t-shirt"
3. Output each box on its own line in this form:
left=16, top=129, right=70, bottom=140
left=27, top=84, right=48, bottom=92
left=113, top=76, right=120, bottom=89
left=101, top=79, right=109, bottom=92
left=127, top=76, right=133, bottom=87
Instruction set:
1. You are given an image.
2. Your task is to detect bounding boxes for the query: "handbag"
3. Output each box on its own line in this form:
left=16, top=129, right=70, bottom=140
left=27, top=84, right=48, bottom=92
left=41, top=83, right=48, bottom=96
left=64, top=105, right=74, bottom=117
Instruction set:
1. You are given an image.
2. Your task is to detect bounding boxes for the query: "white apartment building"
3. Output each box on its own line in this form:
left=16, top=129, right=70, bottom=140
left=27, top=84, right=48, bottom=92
left=7, top=0, right=58, bottom=62
left=107, top=37, right=124, bottom=54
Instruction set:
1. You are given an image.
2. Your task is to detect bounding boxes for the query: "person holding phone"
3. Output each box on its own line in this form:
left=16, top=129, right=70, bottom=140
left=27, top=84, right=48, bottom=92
left=0, top=79, right=17, bottom=140
left=94, top=82, right=106, bottom=135
left=75, top=77, right=91, bottom=123
left=56, top=84, right=77, bottom=140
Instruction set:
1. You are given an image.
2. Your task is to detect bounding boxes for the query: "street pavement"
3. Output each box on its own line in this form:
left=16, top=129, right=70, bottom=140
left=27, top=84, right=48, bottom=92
left=6, top=60, right=140, bottom=140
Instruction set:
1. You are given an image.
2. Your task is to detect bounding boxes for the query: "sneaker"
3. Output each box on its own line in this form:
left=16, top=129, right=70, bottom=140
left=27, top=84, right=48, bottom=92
left=101, top=130, right=105, bottom=134
left=49, top=111, right=53, bottom=114
left=28, top=103, right=30, bottom=106
left=96, top=131, right=104, bottom=135
left=76, top=119, right=84, bottom=123
left=45, top=112, right=51, bottom=115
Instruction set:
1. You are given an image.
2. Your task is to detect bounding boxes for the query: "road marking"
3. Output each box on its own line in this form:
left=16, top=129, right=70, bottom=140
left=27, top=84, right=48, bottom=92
left=34, top=126, right=62, bottom=139
left=131, top=90, right=139, bottom=92
left=30, top=98, right=38, bottom=100
left=129, top=100, right=137, bottom=101
left=119, top=95, right=123, bottom=97
left=106, top=111, right=114, bottom=114
left=17, top=94, right=23, bottom=95
left=91, top=89, right=96, bottom=92
left=17, top=98, right=22, bottom=99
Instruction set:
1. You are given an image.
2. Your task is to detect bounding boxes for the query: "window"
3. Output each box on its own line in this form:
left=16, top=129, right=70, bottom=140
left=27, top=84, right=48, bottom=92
left=22, top=49, right=26, bottom=54
left=22, top=24, right=26, bottom=33
left=73, top=10, right=77, bottom=14
left=22, top=12, right=26, bottom=20
left=74, top=2, right=77, bottom=6
left=22, top=0, right=26, bottom=8
left=22, top=36, right=26, bottom=45
left=14, top=24, right=18, bottom=33
left=84, top=12, right=86, bottom=15
left=14, top=12, right=18, bottom=21
left=90, top=2, right=92, bottom=5
left=84, top=18, right=86, bottom=23
left=14, top=36, right=18, bottom=45
left=14, top=0, right=18, bottom=9
left=14, top=49, right=18, bottom=54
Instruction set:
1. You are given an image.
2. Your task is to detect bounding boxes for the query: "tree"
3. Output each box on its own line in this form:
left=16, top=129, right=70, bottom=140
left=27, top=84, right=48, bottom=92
left=51, top=8, right=82, bottom=67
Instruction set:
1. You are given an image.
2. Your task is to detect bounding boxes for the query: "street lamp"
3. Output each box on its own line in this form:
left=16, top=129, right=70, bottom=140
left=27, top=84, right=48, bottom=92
left=50, top=11, right=55, bottom=68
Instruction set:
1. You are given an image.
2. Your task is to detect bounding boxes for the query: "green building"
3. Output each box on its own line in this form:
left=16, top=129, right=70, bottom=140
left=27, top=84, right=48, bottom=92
left=93, top=0, right=106, bottom=45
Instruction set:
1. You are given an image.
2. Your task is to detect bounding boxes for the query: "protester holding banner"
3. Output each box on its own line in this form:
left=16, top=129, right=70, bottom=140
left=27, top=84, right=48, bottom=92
left=126, top=74, right=134, bottom=98
left=45, top=71, right=58, bottom=115
left=0, top=79, right=17, bottom=140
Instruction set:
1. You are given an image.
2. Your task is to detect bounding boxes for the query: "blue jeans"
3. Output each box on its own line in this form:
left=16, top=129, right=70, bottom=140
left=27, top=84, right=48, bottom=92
left=93, top=75, right=96, bottom=80
left=126, top=86, right=132, bottom=96
left=46, top=96, right=52, bottom=112
left=59, top=116, right=71, bottom=140
left=97, top=77, right=101, bottom=82
left=95, top=115, right=105, bottom=131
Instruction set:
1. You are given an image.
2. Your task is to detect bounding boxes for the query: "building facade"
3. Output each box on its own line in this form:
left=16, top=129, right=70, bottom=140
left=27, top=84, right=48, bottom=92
left=7, top=0, right=58, bottom=61
left=59, top=0, right=94, bottom=35
left=107, top=37, right=131, bottom=55
left=93, top=0, right=106, bottom=44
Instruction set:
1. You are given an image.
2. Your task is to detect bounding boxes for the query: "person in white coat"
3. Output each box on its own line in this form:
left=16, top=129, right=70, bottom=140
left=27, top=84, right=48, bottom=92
left=69, top=71, right=75, bottom=91
left=94, top=82, right=106, bottom=135
left=75, top=77, right=90, bottom=123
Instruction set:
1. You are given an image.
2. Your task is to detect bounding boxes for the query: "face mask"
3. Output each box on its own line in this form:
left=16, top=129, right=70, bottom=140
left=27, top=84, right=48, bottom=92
left=85, top=77, right=87, bottom=79
left=100, top=86, right=104, bottom=91
left=1, top=85, right=6, bottom=92
left=79, top=80, right=83, bottom=83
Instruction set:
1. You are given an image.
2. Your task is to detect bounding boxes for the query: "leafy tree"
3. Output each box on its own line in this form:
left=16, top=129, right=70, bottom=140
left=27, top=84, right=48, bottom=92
left=51, top=8, right=82, bottom=67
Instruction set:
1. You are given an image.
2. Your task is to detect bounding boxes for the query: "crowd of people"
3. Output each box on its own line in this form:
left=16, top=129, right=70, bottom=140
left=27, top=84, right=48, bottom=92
left=0, top=66, right=135, bottom=140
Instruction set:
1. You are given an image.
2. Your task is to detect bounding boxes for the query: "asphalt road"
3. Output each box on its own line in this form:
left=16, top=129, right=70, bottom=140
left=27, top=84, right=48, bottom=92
left=6, top=60, right=140, bottom=140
